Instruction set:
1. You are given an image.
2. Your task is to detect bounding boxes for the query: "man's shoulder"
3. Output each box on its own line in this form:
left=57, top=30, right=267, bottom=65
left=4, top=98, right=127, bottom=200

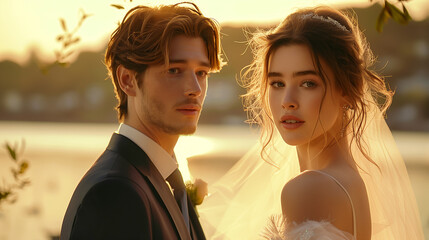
left=66, top=134, right=158, bottom=213
left=80, top=149, right=149, bottom=190
left=61, top=150, right=154, bottom=239
left=63, top=170, right=154, bottom=240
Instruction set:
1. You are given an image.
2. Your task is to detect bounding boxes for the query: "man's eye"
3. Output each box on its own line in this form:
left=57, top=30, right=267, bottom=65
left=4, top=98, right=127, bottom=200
left=167, top=68, right=180, bottom=74
left=196, top=71, right=208, bottom=78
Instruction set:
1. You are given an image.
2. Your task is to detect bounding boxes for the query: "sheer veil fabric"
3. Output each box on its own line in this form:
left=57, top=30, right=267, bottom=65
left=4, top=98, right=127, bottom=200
left=199, top=94, right=424, bottom=239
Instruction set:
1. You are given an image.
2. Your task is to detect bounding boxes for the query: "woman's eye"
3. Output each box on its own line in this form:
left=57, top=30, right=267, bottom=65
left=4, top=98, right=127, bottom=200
left=270, top=81, right=285, bottom=88
left=302, top=81, right=317, bottom=88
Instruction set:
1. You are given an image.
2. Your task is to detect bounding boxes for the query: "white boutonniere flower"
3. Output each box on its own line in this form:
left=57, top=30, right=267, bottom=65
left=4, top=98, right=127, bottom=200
left=185, top=178, right=208, bottom=216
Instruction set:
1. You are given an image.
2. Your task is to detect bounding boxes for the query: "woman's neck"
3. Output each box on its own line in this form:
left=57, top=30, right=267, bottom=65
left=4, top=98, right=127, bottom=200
left=296, top=134, right=352, bottom=172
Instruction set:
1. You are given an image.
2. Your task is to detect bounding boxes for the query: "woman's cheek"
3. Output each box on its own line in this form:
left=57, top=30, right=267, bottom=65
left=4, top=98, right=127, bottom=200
left=268, top=92, right=281, bottom=118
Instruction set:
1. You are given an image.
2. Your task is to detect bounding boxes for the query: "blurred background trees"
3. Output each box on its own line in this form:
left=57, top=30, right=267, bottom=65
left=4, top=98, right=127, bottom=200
left=0, top=4, right=428, bottom=130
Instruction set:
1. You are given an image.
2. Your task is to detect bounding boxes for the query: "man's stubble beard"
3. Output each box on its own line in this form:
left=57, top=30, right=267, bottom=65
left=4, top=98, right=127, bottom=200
left=143, top=97, right=199, bottom=136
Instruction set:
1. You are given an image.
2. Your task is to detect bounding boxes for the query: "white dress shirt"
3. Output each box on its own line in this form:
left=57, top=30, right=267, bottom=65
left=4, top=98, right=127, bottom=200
left=116, top=123, right=178, bottom=180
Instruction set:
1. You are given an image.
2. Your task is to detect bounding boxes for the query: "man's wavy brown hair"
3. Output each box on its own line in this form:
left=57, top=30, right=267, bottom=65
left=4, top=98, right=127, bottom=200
left=105, top=2, right=223, bottom=121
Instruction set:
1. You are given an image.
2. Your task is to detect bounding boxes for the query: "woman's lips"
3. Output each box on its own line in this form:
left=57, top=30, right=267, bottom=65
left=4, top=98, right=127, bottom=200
left=280, top=115, right=305, bottom=129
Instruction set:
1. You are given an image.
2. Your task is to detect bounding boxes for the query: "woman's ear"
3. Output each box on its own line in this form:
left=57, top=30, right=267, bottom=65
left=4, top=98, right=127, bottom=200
left=340, top=93, right=353, bottom=109
left=340, top=91, right=353, bottom=108
left=117, top=65, right=137, bottom=96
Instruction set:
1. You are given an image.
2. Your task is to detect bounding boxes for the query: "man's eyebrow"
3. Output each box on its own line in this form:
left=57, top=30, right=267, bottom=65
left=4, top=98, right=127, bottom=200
left=267, top=70, right=319, bottom=78
left=169, top=59, right=211, bottom=68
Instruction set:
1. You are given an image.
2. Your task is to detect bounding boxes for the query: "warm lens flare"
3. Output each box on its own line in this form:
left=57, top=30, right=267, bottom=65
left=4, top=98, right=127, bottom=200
left=174, top=135, right=215, bottom=182
left=2, top=0, right=428, bottom=64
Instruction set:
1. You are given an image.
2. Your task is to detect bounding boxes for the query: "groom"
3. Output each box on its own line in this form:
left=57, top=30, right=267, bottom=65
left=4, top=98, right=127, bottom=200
left=60, top=3, right=222, bottom=240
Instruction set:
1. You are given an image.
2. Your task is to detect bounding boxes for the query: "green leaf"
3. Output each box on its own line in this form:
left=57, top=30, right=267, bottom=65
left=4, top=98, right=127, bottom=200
left=56, top=35, right=64, bottom=42
left=59, top=18, right=67, bottom=32
left=385, top=1, right=408, bottom=24
left=77, top=9, right=92, bottom=28
left=19, top=162, right=29, bottom=174
left=63, top=40, right=70, bottom=48
left=0, top=191, right=11, bottom=200
left=110, top=4, right=124, bottom=9
left=5, top=143, right=17, bottom=161
left=71, top=37, right=80, bottom=45
left=80, top=8, right=92, bottom=20
left=402, top=4, right=412, bottom=21
left=20, top=179, right=30, bottom=187
left=12, top=168, right=18, bottom=180
left=376, top=8, right=390, bottom=32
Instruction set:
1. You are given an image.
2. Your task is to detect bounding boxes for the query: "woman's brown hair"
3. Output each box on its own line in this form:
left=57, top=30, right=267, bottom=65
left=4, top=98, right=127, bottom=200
left=241, top=6, right=393, bottom=163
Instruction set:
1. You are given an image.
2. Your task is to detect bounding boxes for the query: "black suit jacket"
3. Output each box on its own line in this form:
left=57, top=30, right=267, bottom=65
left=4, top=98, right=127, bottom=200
left=60, top=133, right=206, bottom=240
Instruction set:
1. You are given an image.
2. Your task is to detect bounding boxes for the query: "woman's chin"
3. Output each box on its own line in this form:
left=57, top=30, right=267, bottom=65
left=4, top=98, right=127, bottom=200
left=280, top=135, right=303, bottom=146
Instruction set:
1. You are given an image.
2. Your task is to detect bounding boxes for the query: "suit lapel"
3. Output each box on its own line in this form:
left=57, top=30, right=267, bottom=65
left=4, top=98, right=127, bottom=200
left=188, top=196, right=206, bottom=240
left=136, top=159, right=192, bottom=240
left=107, top=133, right=192, bottom=240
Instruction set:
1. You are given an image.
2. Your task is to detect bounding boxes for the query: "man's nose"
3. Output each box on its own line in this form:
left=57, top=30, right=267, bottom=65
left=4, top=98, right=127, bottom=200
left=184, top=72, right=202, bottom=97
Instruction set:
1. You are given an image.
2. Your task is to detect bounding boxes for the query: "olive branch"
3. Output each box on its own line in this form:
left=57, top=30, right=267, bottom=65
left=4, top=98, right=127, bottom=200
left=373, top=0, right=413, bottom=32
left=0, top=140, right=30, bottom=207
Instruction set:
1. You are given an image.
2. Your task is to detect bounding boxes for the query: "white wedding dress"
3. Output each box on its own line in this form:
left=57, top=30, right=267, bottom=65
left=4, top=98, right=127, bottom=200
left=263, top=219, right=355, bottom=240
left=199, top=95, right=424, bottom=240
left=260, top=170, right=357, bottom=240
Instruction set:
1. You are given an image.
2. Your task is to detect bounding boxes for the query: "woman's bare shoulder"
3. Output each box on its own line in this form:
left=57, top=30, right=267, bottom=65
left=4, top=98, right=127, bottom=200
left=281, top=170, right=351, bottom=224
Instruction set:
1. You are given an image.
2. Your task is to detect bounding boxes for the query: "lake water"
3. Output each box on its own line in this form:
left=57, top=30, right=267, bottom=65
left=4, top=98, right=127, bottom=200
left=0, top=121, right=428, bottom=239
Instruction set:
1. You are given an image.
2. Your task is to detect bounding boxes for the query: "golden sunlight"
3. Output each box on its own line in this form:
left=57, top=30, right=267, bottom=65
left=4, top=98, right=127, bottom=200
left=1, top=0, right=428, bottom=64
left=175, top=135, right=215, bottom=182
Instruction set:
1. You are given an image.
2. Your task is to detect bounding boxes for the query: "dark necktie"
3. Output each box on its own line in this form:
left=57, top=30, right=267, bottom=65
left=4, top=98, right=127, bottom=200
left=166, top=168, right=190, bottom=232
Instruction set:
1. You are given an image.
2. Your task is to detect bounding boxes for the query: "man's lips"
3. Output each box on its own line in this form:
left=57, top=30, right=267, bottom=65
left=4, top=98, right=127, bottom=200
left=280, top=115, right=305, bottom=129
left=176, top=104, right=201, bottom=115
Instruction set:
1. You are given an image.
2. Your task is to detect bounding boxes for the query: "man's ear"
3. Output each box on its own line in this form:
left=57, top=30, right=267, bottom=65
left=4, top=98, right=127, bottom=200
left=117, top=65, right=137, bottom=96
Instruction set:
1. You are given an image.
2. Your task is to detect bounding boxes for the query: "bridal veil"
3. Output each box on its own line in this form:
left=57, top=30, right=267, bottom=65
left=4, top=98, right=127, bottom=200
left=199, top=5, right=423, bottom=239
left=199, top=93, right=424, bottom=239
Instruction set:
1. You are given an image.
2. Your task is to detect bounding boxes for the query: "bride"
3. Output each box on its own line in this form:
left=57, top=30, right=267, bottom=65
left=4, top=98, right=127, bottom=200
left=199, top=6, right=424, bottom=240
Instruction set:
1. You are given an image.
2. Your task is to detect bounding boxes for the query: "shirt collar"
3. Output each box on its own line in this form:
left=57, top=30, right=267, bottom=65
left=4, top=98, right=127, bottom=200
left=116, top=123, right=177, bottom=180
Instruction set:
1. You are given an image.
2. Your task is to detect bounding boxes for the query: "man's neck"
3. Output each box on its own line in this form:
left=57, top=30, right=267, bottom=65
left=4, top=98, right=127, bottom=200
left=122, top=120, right=179, bottom=156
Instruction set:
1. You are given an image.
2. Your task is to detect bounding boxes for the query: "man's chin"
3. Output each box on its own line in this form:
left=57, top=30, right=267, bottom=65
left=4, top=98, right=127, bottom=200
left=179, top=125, right=197, bottom=136
left=164, top=123, right=197, bottom=136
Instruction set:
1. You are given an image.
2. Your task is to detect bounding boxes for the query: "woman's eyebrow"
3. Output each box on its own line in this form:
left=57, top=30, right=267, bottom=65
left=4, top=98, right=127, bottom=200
left=267, top=70, right=319, bottom=78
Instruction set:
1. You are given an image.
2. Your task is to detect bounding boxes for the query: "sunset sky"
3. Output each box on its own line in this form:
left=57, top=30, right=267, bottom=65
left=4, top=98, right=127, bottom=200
left=1, top=0, right=428, bottom=64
